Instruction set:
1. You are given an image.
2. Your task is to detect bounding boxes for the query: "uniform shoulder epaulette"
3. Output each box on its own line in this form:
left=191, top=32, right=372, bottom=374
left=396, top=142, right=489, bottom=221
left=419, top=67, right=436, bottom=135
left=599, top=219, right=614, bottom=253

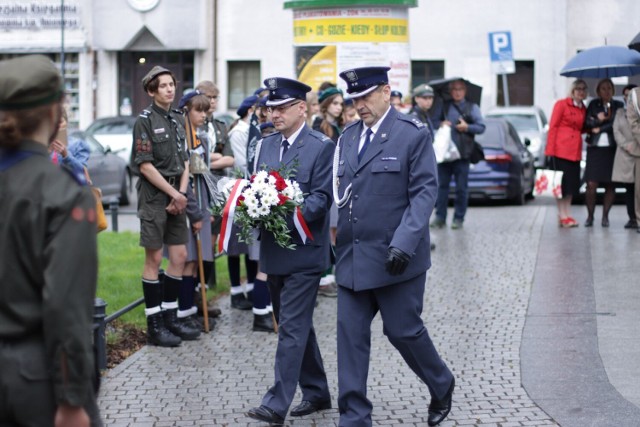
left=343, top=120, right=360, bottom=132
left=139, top=109, right=151, bottom=119
left=398, top=113, right=426, bottom=129
left=262, top=131, right=282, bottom=142
left=309, top=129, right=332, bottom=142
left=214, top=118, right=227, bottom=126
left=171, top=108, right=183, bottom=115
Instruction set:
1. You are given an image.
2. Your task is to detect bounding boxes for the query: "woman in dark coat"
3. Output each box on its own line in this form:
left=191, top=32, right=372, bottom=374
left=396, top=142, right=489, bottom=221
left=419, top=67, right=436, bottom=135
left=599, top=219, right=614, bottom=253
left=583, top=78, right=624, bottom=227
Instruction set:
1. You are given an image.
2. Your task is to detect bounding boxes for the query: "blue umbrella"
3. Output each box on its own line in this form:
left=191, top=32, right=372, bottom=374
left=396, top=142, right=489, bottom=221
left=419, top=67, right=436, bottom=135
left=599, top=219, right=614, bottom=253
left=560, top=45, right=640, bottom=78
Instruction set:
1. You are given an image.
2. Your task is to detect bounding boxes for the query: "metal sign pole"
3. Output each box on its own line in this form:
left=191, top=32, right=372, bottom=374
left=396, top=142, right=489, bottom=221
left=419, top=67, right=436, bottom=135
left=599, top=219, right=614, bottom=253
left=502, top=73, right=510, bottom=107
left=60, top=0, right=65, bottom=80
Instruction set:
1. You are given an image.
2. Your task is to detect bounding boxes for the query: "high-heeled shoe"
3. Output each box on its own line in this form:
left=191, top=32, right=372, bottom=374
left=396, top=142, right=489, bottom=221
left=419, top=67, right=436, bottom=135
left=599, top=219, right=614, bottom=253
left=584, top=218, right=594, bottom=227
left=602, top=218, right=609, bottom=227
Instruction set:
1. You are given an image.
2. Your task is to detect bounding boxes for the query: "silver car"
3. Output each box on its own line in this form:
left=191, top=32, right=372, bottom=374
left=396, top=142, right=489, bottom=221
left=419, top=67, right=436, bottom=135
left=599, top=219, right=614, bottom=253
left=486, top=106, right=548, bottom=168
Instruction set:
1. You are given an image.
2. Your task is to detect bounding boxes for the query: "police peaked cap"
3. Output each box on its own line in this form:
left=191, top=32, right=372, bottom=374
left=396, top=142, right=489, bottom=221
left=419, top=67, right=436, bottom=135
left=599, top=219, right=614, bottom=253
left=0, top=55, right=64, bottom=111
left=263, top=77, right=311, bottom=106
left=142, top=65, right=173, bottom=91
left=390, top=90, right=403, bottom=99
left=412, top=84, right=434, bottom=98
left=339, top=66, right=391, bottom=98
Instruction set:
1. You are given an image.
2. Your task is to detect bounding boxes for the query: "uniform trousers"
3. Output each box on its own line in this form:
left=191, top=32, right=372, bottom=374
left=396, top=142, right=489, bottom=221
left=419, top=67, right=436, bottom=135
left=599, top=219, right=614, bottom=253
left=262, top=271, right=331, bottom=418
left=337, top=272, right=453, bottom=427
left=0, top=337, right=102, bottom=427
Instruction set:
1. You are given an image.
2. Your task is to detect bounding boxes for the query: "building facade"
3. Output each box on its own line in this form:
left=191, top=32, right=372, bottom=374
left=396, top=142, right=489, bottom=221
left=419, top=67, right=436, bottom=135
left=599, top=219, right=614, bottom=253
left=1, top=0, right=639, bottom=129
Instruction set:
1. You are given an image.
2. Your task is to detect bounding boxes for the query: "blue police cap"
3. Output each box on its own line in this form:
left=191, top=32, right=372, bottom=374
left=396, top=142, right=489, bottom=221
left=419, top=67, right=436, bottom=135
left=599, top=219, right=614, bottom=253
left=254, top=87, right=267, bottom=96
left=263, top=77, right=311, bottom=106
left=177, top=89, right=202, bottom=109
left=258, top=95, right=269, bottom=107
left=390, top=90, right=403, bottom=99
left=339, top=66, right=391, bottom=98
left=237, top=95, right=258, bottom=118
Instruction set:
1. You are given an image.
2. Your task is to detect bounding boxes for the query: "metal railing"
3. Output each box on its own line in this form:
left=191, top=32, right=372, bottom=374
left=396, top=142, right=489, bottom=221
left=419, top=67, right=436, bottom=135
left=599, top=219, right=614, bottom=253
left=93, top=204, right=221, bottom=370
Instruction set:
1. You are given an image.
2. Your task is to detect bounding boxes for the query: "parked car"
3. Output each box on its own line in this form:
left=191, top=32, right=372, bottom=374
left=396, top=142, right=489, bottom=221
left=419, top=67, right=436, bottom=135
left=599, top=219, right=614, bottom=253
left=450, top=118, right=535, bottom=205
left=86, top=116, right=136, bottom=166
left=486, top=106, right=548, bottom=168
left=72, top=130, right=132, bottom=205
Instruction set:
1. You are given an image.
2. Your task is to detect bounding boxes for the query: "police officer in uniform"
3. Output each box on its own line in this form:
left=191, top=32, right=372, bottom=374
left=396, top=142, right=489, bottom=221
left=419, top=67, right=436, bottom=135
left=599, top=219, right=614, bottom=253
left=0, top=55, right=101, bottom=426
left=246, top=77, right=334, bottom=425
left=334, top=67, right=455, bottom=427
left=131, top=66, right=199, bottom=347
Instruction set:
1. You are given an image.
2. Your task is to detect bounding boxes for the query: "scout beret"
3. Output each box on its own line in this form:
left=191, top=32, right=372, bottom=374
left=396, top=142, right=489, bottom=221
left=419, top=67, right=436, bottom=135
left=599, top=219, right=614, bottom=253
left=390, top=90, right=403, bottom=99
left=339, top=66, right=391, bottom=98
left=177, top=89, right=202, bottom=109
left=0, top=55, right=64, bottom=111
left=318, top=86, right=343, bottom=103
left=236, top=95, right=258, bottom=118
left=412, top=84, right=434, bottom=98
left=142, top=65, right=172, bottom=91
left=263, top=77, right=311, bottom=106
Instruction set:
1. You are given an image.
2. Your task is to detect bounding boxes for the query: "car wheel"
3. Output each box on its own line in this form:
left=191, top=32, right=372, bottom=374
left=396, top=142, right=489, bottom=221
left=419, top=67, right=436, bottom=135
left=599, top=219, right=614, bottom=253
left=119, top=171, right=131, bottom=206
left=512, top=174, right=526, bottom=206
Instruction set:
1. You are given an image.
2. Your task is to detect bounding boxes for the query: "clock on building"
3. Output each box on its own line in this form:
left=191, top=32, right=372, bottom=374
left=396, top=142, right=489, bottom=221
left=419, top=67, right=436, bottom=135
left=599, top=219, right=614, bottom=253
left=127, top=0, right=160, bottom=12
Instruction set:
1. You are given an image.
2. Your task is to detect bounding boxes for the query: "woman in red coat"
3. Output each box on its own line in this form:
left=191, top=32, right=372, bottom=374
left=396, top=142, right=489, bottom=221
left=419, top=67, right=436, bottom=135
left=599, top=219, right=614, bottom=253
left=544, top=79, right=588, bottom=227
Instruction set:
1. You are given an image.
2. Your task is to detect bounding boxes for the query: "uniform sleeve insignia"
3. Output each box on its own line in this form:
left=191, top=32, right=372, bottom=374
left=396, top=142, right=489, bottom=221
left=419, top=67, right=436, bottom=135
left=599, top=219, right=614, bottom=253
left=135, top=138, right=151, bottom=153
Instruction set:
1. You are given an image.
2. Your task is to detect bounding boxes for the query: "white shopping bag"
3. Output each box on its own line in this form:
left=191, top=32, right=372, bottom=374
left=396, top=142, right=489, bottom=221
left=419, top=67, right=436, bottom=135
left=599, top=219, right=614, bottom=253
left=534, top=168, right=563, bottom=199
left=433, top=124, right=460, bottom=164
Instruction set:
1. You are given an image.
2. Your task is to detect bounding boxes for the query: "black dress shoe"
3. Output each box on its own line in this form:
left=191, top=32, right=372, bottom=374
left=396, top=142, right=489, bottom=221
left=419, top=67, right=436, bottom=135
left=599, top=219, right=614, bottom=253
left=253, top=313, right=275, bottom=333
left=584, top=218, right=594, bottom=227
left=428, top=377, right=454, bottom=426
left=246, top=405, right=284, bottom=425
left=290, top=399, right=332, bottom=417
left=602, top=217, right=610, bottom=227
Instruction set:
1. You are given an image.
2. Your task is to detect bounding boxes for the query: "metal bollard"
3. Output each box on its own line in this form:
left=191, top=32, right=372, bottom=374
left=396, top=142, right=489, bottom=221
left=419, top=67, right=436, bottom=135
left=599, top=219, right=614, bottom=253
left=109, top=200, right=119, bottom=232
left=93, top=298, right=108, bottom=370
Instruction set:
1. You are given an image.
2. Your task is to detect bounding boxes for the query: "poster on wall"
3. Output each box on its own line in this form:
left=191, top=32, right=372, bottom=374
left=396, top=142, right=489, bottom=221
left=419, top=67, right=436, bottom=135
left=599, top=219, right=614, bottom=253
left=296, top=45, right=337, bottom=91
left=292, top=6, right=411, bottom=97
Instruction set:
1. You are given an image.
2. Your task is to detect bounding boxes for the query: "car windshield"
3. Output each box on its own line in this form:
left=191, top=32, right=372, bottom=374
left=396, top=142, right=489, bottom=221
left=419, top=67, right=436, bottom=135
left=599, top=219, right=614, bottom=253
left=475, top=122, right=503, bottom=149
left=90, top=121, right=134, bottom=135
left=488, top=114, right=538, bottom=132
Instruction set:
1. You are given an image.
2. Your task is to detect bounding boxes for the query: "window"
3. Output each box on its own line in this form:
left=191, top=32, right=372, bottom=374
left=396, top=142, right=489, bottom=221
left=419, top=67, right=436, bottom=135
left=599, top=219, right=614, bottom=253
left=227, top=61, right=261, bottom=111
left=411, top=60, right=445, bottom=87
left=496, top=61, right=534, bottom=106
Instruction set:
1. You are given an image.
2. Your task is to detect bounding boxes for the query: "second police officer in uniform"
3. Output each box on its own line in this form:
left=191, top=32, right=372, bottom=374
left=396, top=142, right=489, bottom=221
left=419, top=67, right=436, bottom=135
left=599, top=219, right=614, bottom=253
left=333, top=66, right=455, bottom=427
left=131, top=65, right=200, bottom=347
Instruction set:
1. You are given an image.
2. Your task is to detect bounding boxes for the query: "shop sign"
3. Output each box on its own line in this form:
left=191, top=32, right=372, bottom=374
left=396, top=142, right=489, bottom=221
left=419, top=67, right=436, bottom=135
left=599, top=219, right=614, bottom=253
left=0, top=1, right=81, bottom=30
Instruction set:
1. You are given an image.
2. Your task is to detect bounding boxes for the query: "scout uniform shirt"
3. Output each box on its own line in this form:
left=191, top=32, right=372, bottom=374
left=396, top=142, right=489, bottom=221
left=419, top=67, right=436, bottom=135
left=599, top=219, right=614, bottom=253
left=132, top=102, right=188, bottom=188
left=0, top=140, right=98, bottom=407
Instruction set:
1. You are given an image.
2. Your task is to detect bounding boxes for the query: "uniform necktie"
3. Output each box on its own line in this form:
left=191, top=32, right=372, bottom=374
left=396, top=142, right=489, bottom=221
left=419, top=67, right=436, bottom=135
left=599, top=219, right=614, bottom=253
left=358, top=128, right=373, bottom=163
left=281, top=139, right=289, bottom=161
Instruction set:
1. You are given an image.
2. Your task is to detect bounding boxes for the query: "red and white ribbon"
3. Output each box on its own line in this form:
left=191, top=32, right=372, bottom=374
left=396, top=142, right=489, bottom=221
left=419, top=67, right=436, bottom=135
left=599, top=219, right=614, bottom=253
left=218, top=179, right=247, bottom=253
left=293, top=206, right=313, bottom=244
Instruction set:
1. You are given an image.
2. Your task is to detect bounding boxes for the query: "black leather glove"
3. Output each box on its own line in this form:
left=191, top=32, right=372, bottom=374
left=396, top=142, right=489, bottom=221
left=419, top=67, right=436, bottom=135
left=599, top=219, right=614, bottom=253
left=385, top=247, right=411, bottom=275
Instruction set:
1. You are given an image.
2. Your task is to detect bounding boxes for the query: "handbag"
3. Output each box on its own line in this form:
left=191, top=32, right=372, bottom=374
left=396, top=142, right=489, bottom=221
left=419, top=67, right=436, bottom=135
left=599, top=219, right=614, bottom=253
left=84, top=167, right=108, bottom=232
left=469, top=141, right=485, bottom=164
left=433, top=124, right=461, bottom=163
left=534, top=168, right=563, bottom=199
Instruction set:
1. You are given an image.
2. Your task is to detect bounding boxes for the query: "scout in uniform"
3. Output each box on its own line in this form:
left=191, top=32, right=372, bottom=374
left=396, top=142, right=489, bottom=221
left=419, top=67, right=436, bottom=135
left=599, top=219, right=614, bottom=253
left=246, top=77, right=335, bottom=425
left=131, top=65, right=199, bottom=347
left=334, top=67, right=455, bottom=427
left=0, top=54, right=101, bottom=426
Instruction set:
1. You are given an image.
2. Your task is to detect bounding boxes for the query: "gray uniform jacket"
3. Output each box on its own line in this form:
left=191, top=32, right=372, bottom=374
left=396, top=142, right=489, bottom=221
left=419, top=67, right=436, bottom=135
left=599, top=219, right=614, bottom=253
left=257, top=125, right=335, bottom=275
left=335, top=107, right=437, bottom=291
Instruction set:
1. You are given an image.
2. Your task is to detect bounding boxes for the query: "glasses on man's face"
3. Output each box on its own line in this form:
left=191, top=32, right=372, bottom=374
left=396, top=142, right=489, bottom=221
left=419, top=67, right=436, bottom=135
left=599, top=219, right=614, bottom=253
left=267, top=101, right=301, bottom=114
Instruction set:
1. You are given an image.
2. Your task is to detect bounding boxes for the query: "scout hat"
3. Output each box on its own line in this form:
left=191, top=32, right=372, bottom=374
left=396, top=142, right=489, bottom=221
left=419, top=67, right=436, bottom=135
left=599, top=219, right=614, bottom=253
left=318, top=86, right=343, bottom=103
left=412, top=84, right=434, bottom=98
left=0, top=54, right=64, bottom=110
left=177, top=89, right=202, bottom=109
left=263, top=77, right=311, bottom=106
left=339, top=66, right=391, bottom=99
left=142, top=65, right=172, bottom=91
left=236, top=95, right=258, bottom=117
